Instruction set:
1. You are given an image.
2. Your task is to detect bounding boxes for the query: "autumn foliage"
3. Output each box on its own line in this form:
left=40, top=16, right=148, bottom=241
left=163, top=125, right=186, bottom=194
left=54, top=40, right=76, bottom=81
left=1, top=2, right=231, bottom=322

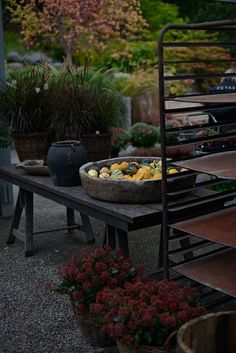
left=7, top=0, right=147, bottom=61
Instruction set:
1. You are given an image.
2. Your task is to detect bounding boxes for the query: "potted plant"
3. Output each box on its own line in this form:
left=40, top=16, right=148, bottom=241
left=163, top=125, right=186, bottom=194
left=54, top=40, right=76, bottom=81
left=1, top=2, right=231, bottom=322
left=115, top=69, right=159, bottom=125
left=129, top=123, right=160, bottom=149
left=111, top=127, right=130, bottom=157
left=54, top=66, right=127, bottom=161
left=0, top=65, right=55, bottom=161
left=91, top=279, right=206, bottom=353
left=53, top=245, right=143, bottom=347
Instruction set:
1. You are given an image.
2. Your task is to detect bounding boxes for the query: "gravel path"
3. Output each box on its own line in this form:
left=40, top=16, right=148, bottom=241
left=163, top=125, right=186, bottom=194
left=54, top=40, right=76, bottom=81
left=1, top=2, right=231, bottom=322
left=0, top=165, right=160, bottom=353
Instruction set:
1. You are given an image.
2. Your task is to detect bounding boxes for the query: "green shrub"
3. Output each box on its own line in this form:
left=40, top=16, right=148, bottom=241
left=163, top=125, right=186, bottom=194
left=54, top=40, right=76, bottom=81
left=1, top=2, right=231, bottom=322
left=129, top=122, right=160, bottom=148
left=115, top=69, right=158, bottom=97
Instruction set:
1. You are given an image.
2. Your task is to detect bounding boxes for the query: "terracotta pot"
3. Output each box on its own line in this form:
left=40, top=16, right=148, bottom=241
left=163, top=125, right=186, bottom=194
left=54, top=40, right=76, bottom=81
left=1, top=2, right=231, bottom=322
left=73, top=307, right=115, bottom=348
left=15, top=131, right=52, bottom=162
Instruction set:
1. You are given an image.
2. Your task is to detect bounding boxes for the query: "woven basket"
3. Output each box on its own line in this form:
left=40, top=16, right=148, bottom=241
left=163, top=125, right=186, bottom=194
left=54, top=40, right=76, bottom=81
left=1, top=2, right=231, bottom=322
left=80, top=133, right=111, bottom=162
left=74, top=308, right=115, bottom=347
left=117, top=333, right=176, bottom=353
left=15, top=132, right=52, bottom=162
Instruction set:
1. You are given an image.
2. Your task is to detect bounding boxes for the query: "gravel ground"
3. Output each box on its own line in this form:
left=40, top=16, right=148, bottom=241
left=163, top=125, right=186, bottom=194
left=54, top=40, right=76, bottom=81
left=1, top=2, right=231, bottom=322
left=0, top=194, right=161, bottom=353
left=0, top=150, right=161, bottom=353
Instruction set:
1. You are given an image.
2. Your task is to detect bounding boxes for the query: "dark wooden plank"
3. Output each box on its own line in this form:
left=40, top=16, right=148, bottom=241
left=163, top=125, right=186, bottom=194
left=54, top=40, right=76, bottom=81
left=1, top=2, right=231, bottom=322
left=0, top=165, right=162, bottom=225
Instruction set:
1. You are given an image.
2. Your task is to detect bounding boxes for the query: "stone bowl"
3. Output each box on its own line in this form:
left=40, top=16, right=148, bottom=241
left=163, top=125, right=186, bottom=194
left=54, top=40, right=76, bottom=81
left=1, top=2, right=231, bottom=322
left=80, top=157, right=196, bottom=204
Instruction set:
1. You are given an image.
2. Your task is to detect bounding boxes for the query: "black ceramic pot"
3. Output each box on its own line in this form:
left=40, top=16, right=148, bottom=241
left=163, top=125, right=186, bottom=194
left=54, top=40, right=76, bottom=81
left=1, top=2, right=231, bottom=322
left=47, top=140, right=87, bottom=186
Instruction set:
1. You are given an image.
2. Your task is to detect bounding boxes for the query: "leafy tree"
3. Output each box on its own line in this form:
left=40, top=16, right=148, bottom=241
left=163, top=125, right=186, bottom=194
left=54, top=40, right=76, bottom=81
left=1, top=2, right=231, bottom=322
left=165, top=0, right=207, bottom=21
left=6, top=0, right=147, bottom=63
left=140, top=0, right=182, bottom=34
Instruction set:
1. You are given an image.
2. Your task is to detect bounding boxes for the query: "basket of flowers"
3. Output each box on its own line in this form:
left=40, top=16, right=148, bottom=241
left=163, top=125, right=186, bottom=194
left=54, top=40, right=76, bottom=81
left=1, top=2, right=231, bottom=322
left=54, top=246, right=144, bottom=347
left=90, top=279, right=206, bottom=353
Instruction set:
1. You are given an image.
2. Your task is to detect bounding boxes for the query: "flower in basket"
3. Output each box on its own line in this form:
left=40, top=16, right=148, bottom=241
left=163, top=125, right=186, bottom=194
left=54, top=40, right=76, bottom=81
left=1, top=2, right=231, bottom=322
left=54, top=245, right=144, bottom=313
left=91, top=279, right=206, bottom=350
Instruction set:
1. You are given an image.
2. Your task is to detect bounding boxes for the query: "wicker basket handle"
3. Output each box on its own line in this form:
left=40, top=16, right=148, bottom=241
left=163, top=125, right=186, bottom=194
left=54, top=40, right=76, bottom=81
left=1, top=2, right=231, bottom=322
left=162, top=331, right=177, bottom=353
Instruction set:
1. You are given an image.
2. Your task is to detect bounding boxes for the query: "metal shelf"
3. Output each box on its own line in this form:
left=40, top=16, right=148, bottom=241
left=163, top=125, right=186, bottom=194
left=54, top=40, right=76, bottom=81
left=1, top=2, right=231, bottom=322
left=173, top=92, right=236, bottom=105
left=158, top=18, right=236, bottom=301
left=171, top=150, right=236, bottom=179
left=174, top=249, right=236, bottom=298
left=171, top=206, right=236, bottom=247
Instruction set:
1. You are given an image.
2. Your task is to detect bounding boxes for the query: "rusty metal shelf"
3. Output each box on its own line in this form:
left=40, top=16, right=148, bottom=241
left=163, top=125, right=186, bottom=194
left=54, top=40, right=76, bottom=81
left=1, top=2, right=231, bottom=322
left=174, top=93, right=236, bottom=105
left=171, top=206, right=236, bottom=247
left=171, top=150, right=236, bottom=179
left=174, top=249, right=236, bottom=298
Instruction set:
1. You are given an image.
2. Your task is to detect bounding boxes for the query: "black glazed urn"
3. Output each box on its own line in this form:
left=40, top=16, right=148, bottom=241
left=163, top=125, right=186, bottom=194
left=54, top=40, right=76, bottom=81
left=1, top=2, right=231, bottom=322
left=47, top=141, right=87, bottom=186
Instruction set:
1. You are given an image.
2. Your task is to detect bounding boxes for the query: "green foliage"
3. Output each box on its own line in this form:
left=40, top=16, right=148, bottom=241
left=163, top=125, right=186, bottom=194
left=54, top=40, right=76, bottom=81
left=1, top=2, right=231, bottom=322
left=4, top=30, right=27, bottom=54
left=54, top=66, right=127, bottom=139
left=141, top=0, right=182, bottom=34
left=128, top=122, right=160, bottom=148
left=73, top=40, right=157, bottom=72
left=194, top=3, right=236, bottom=55
left=0, top=116, right=12, bottom=148
left=0, top=65, right=55, bottom=134
left=115, top=69, right=158, bottom=97
left=165, top=0, right=207, bottom=21
left=211, top=181, right=236, bottom=193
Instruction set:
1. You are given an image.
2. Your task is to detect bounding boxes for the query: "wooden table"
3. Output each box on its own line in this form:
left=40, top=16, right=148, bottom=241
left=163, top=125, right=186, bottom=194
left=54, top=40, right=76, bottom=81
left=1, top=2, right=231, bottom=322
left=0, top=165, right=163, bottom=257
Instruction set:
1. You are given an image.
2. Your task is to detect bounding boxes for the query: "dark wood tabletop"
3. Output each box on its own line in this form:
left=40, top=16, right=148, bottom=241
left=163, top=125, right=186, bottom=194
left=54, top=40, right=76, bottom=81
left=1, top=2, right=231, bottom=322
left=0, top=165, right=163, bottom=231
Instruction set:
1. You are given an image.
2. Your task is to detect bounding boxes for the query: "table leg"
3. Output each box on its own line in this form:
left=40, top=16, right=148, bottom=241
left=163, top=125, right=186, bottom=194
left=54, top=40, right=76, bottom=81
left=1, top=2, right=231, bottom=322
left=105, top=224, right=117, bottom=249
left=24, top=191, right=34, bottom=257
left=158, top=224, right=170, bottom=269
left=117, top=229, right=129, bottom=258
left=104, top=225, right=129, bottom=258
left=80, top=213, right=95, bottom=245
left=7, top=188, right=24, bottom=245
left=66, top=207, right=75, bottom=233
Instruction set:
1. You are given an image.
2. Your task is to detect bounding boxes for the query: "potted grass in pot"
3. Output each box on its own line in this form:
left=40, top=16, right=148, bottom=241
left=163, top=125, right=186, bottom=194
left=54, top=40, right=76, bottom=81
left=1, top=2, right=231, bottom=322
left=54, top=66, right=126, bottom=162
left=0, top=65, right=55, bottom=161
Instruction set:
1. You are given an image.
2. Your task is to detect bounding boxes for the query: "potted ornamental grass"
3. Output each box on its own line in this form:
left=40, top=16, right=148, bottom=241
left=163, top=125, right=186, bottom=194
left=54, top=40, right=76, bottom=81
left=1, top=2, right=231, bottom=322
left=54, top=65, right=127, bottom=161
left=54, top=245, right=144, bottom=347
left=0, top=65, right=56, bottom=161
left=91, top=279, right=206, bottom=353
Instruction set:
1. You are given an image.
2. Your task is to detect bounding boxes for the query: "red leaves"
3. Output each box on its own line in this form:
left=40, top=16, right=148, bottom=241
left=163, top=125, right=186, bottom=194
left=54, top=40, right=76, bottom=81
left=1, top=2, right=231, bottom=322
left=9, top=0, right=147, bottom=57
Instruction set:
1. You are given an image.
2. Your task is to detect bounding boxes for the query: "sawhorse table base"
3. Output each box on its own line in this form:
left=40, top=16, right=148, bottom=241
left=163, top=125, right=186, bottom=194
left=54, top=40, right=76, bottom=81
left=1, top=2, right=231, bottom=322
left=7, top=188, right=95, bottom=256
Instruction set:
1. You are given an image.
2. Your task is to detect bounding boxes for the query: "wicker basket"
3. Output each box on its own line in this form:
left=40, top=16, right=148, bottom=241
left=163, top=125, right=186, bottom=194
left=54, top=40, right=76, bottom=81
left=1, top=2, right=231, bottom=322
left=80, top=133, right=111, bottom=162
left=117, top=333, right=176, bottom=353
left=74, top=308, right=115, bottom=347
left=15, top=132, right=52, bottom=162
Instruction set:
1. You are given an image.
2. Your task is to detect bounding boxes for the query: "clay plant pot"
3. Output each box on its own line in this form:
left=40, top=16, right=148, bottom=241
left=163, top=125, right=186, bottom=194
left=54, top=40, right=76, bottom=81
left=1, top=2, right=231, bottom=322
left=14, top=131, right=52, bottom=162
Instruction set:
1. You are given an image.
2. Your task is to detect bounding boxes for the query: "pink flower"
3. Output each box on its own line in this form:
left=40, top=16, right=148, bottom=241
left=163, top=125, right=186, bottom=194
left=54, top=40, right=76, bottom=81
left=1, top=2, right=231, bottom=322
left=114, top=323, right=124, bottom=337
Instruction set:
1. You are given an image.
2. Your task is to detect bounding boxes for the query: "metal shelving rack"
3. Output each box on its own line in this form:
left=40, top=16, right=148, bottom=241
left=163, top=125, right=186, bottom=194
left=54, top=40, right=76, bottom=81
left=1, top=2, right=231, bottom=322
left=158, top=18, right=236, bottom=304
